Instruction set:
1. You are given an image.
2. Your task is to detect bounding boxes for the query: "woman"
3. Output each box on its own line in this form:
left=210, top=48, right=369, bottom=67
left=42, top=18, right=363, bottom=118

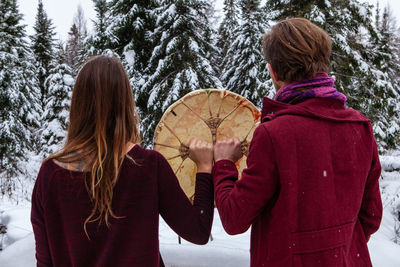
left=31, top=55, right=214, bottom=267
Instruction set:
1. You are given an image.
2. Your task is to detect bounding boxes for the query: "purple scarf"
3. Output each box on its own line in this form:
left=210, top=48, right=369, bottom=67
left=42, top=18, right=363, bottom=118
left=274, top=72, right=347, bottom=105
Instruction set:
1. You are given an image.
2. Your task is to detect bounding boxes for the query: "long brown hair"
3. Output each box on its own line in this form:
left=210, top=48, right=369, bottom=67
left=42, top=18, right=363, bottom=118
left=48, top=55, right=141, bottom=237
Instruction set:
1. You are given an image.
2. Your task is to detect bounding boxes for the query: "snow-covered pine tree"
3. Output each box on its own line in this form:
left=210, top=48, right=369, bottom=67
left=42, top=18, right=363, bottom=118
left=217, top=0, right=239, bottom=76
left=0, top=0, right=41, bottom=195
left=139, top=0, right=222, bottom=146
left=66, top=24, right=80, bottom=73
left=222, top=0, right=272, bottom=107
left=41, top=62, right=74, bottom=156
left=54, top=40, right=67, bottom=64
left=86, top=0, right=110, bottom=56
left=374, top=0, right=380, bottom=30
left=205, top=0, right=219, bottom=26
left=395, top=27, right=400, bottom=82
left=65, top=5, right=88, bottom=75
left=394, top=20, right=400, bottom=79
left=367, top=4, right=400, bottom=148
left=30, top=0, right=56, bottom=109
left=264, top=0, right=400, bottom=149
left=202, top=0, right=221, bottom=77
left=107, top=0, right=156, bottom=73
left=106, top=0, right=158, bottom=140
left=378, top=6, right=400, bottom=83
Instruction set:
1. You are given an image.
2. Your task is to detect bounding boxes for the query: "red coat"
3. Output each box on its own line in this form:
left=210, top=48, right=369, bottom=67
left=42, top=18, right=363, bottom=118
left=212, top=97, right=382, bottom=267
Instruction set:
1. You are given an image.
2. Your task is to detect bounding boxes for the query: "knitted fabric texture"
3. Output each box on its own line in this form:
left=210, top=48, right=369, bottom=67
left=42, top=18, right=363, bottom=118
left=274, top=72, right=347, bottom=105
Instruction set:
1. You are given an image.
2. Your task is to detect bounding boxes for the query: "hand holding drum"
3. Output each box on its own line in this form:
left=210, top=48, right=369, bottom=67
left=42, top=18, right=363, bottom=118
left=214, top=137, right=243, bottom=163
left=188, top=138, right=213, bottom=173
left=154, top=89, right=260, bottom=201
left=188, top=137, right=244, bottom=173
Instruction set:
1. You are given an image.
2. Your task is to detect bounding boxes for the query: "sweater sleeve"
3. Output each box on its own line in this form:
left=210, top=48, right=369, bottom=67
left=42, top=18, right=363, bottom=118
left=358, top=136, right=383, bottom=241
left=212, top=124, right=278, bottom=235
left=31, top=163, right=53, bottom=267
left=157, top=153, right=214, bottom=245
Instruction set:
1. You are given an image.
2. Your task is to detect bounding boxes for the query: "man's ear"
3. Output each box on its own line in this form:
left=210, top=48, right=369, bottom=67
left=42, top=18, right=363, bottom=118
left=268, top=64, right=278, bottom=82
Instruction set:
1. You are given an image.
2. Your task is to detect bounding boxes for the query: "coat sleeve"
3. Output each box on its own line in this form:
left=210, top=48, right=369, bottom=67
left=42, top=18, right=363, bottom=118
left=31, top=164, right=53, bottom=267
left=358, top=136, right=383, bottom=242
left=157, top=152, right=214, bottom=245
left=212, top=124, right=279, bottom=235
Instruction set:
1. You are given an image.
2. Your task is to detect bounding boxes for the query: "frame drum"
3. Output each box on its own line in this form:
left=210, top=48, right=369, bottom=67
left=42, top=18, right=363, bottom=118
left=153, top=89, right=261, bottom=202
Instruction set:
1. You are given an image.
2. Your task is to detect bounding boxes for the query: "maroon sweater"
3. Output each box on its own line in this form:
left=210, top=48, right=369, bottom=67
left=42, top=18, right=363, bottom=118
left=213, top=97, right=382, bottom=267
left=31, top=145, right=214, bottom=267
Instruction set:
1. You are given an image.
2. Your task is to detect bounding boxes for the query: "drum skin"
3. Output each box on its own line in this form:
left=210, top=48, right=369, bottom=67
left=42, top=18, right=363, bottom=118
left=153, top=89, right=261, bottom=202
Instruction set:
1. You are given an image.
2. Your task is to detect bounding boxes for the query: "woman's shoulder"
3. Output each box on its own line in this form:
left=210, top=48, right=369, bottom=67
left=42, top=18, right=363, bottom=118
left=36, top=158, right=78, bottom=184
left=128, top=144, right=169, bottom=169
left=33, top=158, right=65, bottom=196
left=38, top=158, right=62, bottom=177
left=127, top=144, right=165, bottom=165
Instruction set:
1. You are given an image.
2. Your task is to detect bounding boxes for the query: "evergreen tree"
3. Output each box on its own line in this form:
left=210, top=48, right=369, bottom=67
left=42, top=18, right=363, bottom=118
left=222, top=0, right=272, bottom=106
left=395, top=26, right=400, bottom=80
left=264, top=0, right=400, bottom=149
left=87, top=0, right=110, bottom=56
left=374, top=0, right=380, bottom=30
left=205, top=0, right=219, bottom=26
left=106, top=0, right=158, bottom=140
left=74, top=4, right=88, bottom=40
left=54, top=40, right=67, bottom=64
left=41, top=63, right=74, bottom=156
left=139, top=0, right=222, bottom=146
left=368, top=4, right=400, bottom=148
left=378, top=5, right=400, bottom=81
left=217, top=0, right=239, bottom=73
left=107, top=0, right=156, bottom=73
left=65, top=5, right=88, bottom=74
left=66, top=24, right=80, bottom=72
left=202, top=0, right=221, bottom=75
left=30, top=0, right=56, bottom=109
left=0, top=0, right=40, bottom=195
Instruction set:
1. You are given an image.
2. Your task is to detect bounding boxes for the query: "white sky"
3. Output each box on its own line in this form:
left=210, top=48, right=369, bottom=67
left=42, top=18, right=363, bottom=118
left=364, top=0, right=400, bottom=22
left=19, top=0, right=95, bottom=41
left=18, top=0, right=400, bottom=41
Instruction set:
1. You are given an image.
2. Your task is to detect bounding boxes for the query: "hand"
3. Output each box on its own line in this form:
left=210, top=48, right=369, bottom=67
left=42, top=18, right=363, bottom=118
left=214, top=137, right=243, bottom=163
left=188, top=138, right=213, bottom=173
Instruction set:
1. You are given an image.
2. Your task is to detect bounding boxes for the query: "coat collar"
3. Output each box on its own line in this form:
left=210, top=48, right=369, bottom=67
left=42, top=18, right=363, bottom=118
left=261, top=97, right=370, bottom=123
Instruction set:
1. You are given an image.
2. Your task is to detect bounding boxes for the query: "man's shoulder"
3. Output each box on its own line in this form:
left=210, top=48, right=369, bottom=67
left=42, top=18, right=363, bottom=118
left=259, top=112, right=305, bottom=134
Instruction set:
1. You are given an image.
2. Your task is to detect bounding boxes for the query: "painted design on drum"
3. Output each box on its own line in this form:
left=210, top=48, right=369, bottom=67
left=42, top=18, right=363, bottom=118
left=154, top=89, right=261, bottom=202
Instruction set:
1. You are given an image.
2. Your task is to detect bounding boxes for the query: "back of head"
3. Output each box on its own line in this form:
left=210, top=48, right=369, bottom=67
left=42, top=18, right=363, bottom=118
left=262, top=18, right=332, bottom=82
left=68, top=55, right=140, bottom=150
left=48, top=55, right=141, bottom=236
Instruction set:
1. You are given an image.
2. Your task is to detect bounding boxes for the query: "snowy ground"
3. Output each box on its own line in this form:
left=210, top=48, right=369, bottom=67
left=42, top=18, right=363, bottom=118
left=1, top=152, right=400, bottom=266
left=0, top=205, right=250, bottom=267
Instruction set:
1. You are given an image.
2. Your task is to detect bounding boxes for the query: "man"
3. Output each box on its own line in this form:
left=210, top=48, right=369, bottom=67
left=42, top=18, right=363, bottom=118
left=212, top=18, right=382, bottom=266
